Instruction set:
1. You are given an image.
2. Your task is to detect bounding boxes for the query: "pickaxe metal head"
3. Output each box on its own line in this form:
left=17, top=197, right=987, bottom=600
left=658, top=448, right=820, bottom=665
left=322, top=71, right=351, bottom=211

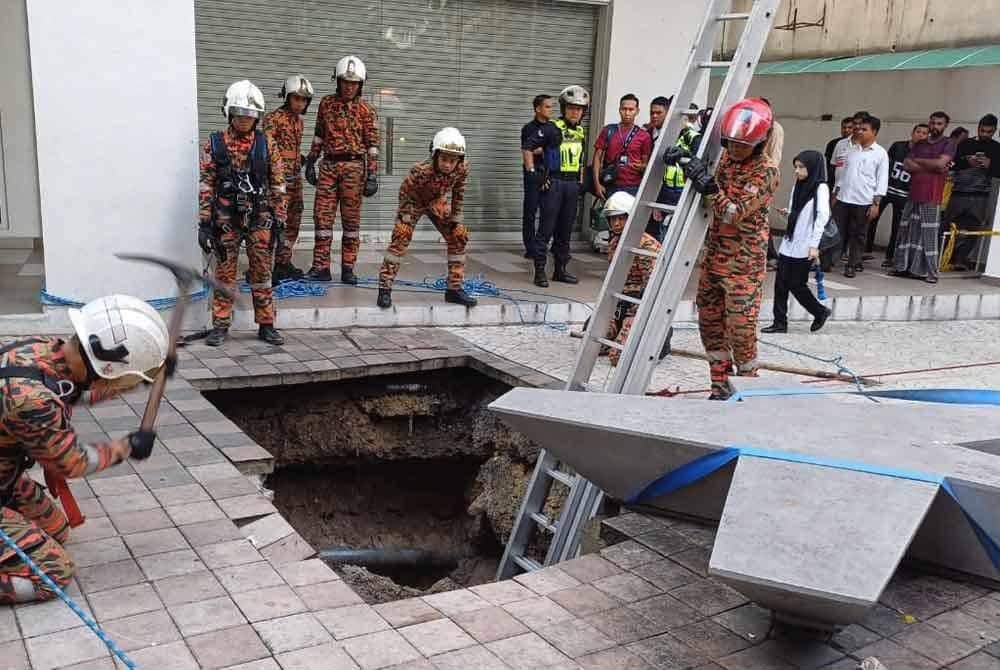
left=116, top=253, right=233, bottom=300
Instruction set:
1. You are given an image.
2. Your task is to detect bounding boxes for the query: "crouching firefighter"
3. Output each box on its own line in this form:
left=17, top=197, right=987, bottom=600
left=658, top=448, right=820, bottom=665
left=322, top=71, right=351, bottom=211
left=600, top=191, right=672, bottom=365
left=265, top=74, right=314, bottom=283
left=377, top=127, right=477, bottom=309
left=1, top=295, right=169, bottom=604
left=683, top=98, right=779, bottom=400
left=198, top=80, right=287, bottom=347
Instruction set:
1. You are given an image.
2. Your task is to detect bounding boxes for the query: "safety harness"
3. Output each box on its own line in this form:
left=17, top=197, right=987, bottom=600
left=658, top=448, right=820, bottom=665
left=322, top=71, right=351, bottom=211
left=210, top=130, right=270, bottom=221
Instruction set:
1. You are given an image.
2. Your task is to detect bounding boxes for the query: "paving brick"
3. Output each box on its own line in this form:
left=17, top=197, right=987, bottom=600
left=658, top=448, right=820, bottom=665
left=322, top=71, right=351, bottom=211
left=126, top=639, right=200, bottom=669
left=469, top=579, right=535, bottom=606
left=631, top=558, right=701, bottom=591
left=395, top=618, right=474, bottom=657
left=558, top=554, right=623, bottom=584
left=100, top=608, right=181, bottom=652
left=137, top=548, right=207, bottom=580
left=169, top=595, right=247, bottom=636
left=0, top=640, right=30, bottom=670
left=25, top=624, right=110, bottom=670
left=154, top=569, right=227, bottom=606
left=928, top=607, right=1000, bottom=644
left=549, top=583, right=622, bottom=617
left=53, top=657, right=116, bottom=670
left=215, top=560, right=286, bottom=594
left=315, top=604, right=391, bottom=640
left=178, top=519, right=244, bottom=549
left=177, top=448, right=228, bottom=467
left=450, top=605, right=529, bottom=643
left=260, top=531, right=315, bottom=567
left=108, top=507, right=173, bottom=534
left=421, top=589, right=490, bottom=618
left=600, top=541, right=662, bottom=570
left=538, top=618, right=617, bottom=658
left=88, top=582, right=163, bottom=621
left=374, top=597, right=445, bottom=628
left=68, top=537, right=130, bottom=568
left=486, top=631, right=572, bottom=670
left=604, top=513, right=666, bottom=537
left=670, top=579, right=749, bottom=616
left=197, top=539, right=263, bottom=569
left=628, top=593, right=704, bottom=631
left=123, top=527, right=190, bottom=557
left=341, top=629, right=423, bottom=669
left=294, top=579, right=365, bottom=610
left=671, top=619, right=752, bottom=658
left=0, top=608, right=18, bottom=643
left=276, top=558, right=340, bottom=587
left=670, top=546, right=712, bottom=577
left=592, top=572, right=661, bottom=603
left=64, top=515, right=118, bottom=545
left=950, top=652, right=1000, bottom=669
left=715, top=642, right=798, bottom=669
left=241, top=513, right=295, bottom=549
left=97, top=490, right=160, bottom=514
left=861, top=603, right=911, bottom=637
left=765, top=637, right=844, bottom=669
left=166, top=500, right=227, bottom=525
left=585, top=607, right=669, bottom=645
left=152, top=482, right=211, bottom=506
left=219, top=493, right=279, bottom=519
left=222, top=444, right=273, bottom=463
left=881, top=577, right=987, bottom=621
left=189, top=461, right=244, bottom=483
left=634, top=527, right=696, bottom=557
left=15, top=595, right=92, bottom=637
left=275, top=642, right=360, bottom=670
left=233, top=584, right=307, bottom=622
left=187, top=623, right=271, bottom=669
left=252, top=612, right=333, bottom=654
left=577, top=646, right=656, bottom=670
left=892, top=621, right=981, bottom=665
left=139, top=465, right=196, bottom=489
left=76, top=558, right=146, bottom=594
left=427, top=645, right=508, bottom=670
left=219, top=660, right=281, bottom=670
left=204, top=477, right=261, bottom=500
left=513, top=565, right=581, bottom=596
left=712, top=603, right=774, bottom=642
left=161, top=436, right=217, bottom=455
left=503, top=596, right=574, bottom=629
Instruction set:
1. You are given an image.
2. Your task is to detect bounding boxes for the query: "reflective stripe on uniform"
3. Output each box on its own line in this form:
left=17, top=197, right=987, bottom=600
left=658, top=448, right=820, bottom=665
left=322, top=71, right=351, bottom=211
left=553, top=119, right=585, bottom=173
left=343, top=231, right=360, bottom=239
left=447, top=253, right=466, bottom=263
left=705, top=350, right=732, bottom=362
left=383, top=252, right=404, bottom=264
left=737, top=360, right=758, bottom=373
left=315, top=230, right=334, bottom=239
left=249, top=282, right=272, bottom=291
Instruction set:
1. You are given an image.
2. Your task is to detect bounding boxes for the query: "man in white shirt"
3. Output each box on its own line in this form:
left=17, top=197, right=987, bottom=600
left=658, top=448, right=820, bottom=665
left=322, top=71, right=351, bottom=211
left=833, top=114, right=889, bottom=277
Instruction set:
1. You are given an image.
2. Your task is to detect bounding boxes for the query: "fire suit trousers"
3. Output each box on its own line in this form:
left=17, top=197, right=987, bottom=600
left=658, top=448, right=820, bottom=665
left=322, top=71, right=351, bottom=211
left=313, top=160, right=364, bottom=271
left=213, top=223, right=275, bottom=328
left=696, top=266, right=765, bottom=395
left=379, top=201, right=469, bottom=290
left=275, top=173, right=304, bottom=266
left=0, top=474, right=74, bottom=604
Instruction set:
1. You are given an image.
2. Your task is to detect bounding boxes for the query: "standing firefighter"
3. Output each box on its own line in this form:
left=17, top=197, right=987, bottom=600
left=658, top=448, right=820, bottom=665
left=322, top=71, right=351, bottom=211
left=377, top=127, right=477, bottom=309
left=266, top=74, right=314, bottom=283
left=683, top=98, right=779, bottom=400
left=1, top=295, right=167, bottom=604
left=198, top=80, right=287, bottom=347
left=304, top=55, right=380, bottom=284
left=528, top=85, right=590, bottom=288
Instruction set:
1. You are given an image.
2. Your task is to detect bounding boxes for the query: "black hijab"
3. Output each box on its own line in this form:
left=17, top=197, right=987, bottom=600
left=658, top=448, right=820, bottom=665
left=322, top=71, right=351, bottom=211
left=787, top=150, right=826, bottom=241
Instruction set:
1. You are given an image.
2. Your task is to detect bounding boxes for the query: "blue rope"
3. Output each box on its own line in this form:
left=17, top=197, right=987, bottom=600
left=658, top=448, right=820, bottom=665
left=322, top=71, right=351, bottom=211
left=40, top=288, right=207, bottom=311
left=0, top=526, right=137, bottom=668
left=813, top=265, right=827, bottom=301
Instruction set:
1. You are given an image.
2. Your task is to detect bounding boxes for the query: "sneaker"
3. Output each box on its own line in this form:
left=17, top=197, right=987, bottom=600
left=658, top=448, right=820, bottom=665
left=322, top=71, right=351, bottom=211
left=761, top=323, right=787, bottom=334
left=304, top=266, right=332, bottom=282
left=854, top=263, right=864, bottom=272
left=811, top=307, right=831, bottom=332
left=205, top=327, right=228, bottom=347
left=257, top=324, right=284, bottom=346
left=376, top=288, right=392, bottom=309
left=340, top=266, right=358, bottom=285
left=445, top=288, right=478, bottom=307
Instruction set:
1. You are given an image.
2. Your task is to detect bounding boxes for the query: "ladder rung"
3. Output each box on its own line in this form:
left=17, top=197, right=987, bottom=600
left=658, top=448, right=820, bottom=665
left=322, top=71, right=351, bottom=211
left=646, top=202, right=676, bottom=212
left=700, top=60, right=732, bottom=69
left=612, top=292, right=642, bottom=305
left=629, top=247, right=659, bottom=258
left=546, top=469, right=575, bottom=487
left=531, top=512, right=557, bottom=533
left=595, top=337, right=625, bottom=351
left=513, top=555, right=542, bottom=572
left=717, top=12, right=750, bottom=21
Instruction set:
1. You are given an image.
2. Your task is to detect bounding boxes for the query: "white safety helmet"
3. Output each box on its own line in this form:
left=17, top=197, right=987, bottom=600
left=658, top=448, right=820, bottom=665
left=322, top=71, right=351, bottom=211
left=279, top=75, right=314, bottom=101
left=222, top=80, right=265, bottom=119
left=603, top=191, right=636, bottom=218
left=431, top=127, right=466, bottom=157
left=68, top=295, right=170, bottom=383
left=559, top=85, right=591, bottom=108
left=334, top=55, right=367, bottom=83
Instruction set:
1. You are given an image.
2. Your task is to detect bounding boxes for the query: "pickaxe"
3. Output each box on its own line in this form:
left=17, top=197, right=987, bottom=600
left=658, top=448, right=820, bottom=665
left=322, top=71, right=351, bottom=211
left=116, top=253, right=233, bottom=437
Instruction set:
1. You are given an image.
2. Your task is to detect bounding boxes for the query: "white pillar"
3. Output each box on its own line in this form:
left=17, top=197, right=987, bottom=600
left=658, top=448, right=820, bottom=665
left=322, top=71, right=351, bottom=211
left=984, top=186, right=1000, bottom=281
left=26, top=0, right=200, bottom=302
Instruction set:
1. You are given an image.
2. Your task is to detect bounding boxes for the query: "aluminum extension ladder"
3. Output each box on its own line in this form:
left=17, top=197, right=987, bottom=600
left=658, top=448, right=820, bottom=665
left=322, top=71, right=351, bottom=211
left=497, top=0, right=780, bottom=580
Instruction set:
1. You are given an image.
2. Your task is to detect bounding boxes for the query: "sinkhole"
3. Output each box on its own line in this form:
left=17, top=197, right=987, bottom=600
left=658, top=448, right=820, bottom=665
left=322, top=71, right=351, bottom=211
left=203, top=367, right=545, bottom=603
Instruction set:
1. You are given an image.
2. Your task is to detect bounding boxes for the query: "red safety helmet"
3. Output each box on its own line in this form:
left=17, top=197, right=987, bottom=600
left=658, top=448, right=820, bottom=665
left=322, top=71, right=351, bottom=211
left=720, top=98, right=773, bottom=146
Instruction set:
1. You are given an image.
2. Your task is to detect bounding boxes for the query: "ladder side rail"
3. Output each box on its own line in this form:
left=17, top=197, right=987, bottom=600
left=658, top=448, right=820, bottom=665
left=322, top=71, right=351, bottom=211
left=496, top=449, right=561, bottom=580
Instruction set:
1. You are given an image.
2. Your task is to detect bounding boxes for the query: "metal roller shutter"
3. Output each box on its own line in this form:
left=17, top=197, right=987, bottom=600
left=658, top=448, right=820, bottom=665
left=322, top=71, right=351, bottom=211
left=194, top=0, right=597, bottom=243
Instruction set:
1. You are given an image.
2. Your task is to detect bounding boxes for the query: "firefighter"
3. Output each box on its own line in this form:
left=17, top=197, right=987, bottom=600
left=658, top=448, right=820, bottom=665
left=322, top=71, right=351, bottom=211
left=265, top=74, right=314, bottom=283
left=683, top=98, right=779, bottom=400
left=529, top=85, right=590, bottom=288
left=1, top=295, right=168, bottom=604
left=376, top=127, right=477, bottom=309
left=198, top=80, right=287, bottom=347
left=303, top=55, right=380, bottom=284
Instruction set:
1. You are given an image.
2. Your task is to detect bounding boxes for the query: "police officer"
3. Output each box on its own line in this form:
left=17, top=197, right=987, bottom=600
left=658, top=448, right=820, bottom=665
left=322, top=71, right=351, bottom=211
left=651, top=104, right=703, bottom=239
left=521, top=94, right=554, bottom=258
left=528, top=85, right=590, bottom=288
left=198, top=80, right=286, bottom=347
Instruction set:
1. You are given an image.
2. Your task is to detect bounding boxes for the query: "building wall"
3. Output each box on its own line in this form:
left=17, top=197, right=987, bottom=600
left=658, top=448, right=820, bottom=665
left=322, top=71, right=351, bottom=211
left=0, top=0, right=41, bottom=238
left=726, top=0, right=1000, bottom=60
left=26, top=0, right=201, bottom=301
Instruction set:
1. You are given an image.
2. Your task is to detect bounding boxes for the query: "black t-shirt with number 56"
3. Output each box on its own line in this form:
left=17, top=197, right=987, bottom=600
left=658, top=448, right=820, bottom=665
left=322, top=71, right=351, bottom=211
left=886, top=140, right=913, bottom=199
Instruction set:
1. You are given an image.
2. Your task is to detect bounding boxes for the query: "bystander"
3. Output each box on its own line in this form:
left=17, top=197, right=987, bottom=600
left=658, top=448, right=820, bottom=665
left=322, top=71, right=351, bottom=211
left=877, top=124, right=929, bottom=269
left=825, top=117, right=854, bottom=188
left=835, top=114, right=888, bottom=277
left=592, top=94, right=653, bottom=200
left=942, top=114, right=1000, bottom=270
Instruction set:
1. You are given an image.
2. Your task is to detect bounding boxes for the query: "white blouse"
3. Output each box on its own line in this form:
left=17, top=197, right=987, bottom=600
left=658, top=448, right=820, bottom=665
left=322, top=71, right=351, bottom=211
left=778, top=183, right=830, bottom=259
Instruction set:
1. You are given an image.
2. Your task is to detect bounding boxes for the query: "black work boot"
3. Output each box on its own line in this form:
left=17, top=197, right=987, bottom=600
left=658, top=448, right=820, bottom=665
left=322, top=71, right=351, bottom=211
left=304, top=266, right=332, bottom=282
left=377, top=289, right=392, bottom=309
left=340, top=266, right=358, bottom=285
left=205, top=327, right=228, bottom=347
left=761, top=323, right=787, bottom=334
left=272, top=262, right=304, bottom=283
left=257, top=324, right=284, bottom=346
left=445, top=288, right=478, bottom=307
left=552, top=260, right=578, bottom=284
left=533, top=259, right=549, bottom=288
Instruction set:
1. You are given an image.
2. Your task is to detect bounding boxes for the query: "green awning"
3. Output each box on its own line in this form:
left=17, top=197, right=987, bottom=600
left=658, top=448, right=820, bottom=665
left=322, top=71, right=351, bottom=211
left=712, top=45, right=1000, bottom=77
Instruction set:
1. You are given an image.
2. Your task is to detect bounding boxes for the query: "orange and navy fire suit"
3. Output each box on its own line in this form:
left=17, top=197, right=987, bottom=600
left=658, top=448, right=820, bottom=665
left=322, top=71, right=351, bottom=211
left=308, top=95, right=379, bottom=272
left=263, top=105, right=305, bottom=267
left=696, top=150, right=779, bottom=397
left=1, top=338, right=128, bottom=604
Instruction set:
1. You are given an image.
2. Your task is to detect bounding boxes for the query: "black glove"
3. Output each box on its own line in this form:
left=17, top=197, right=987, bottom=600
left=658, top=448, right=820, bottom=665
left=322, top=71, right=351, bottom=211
left=197, top=221, right=214, bottom=255
left=363, top=173, right=379, bottom=197
left=164, top=353, right=177, bottom=378
left=683, top=156, right=719, bottom=196
left=662, top=145, right=686, bottom=166
left=127, top=430, right=156, bottom=460
left=305, top=155, right=319, bottom=186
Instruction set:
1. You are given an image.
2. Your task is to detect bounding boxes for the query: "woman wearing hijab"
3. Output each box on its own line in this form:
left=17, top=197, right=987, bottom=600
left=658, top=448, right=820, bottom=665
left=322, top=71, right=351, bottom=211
left=762, top=150, right=833, bottom=333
